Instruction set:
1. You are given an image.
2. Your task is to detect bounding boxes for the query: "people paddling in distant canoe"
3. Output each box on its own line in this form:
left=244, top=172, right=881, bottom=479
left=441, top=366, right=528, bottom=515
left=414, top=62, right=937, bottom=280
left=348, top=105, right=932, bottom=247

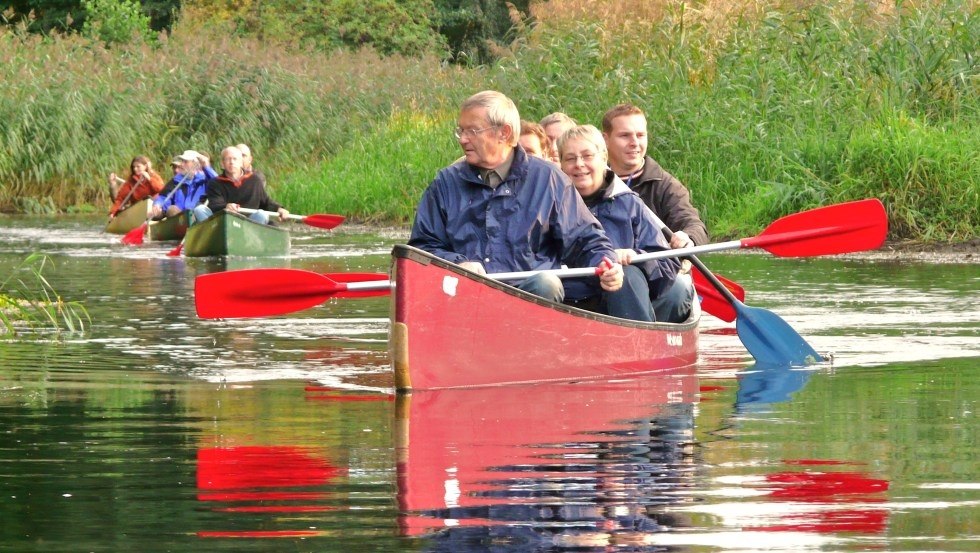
left=539, top=112, right=577, bottom=164
left=192, top=146, right=289, bottom=225
left=151, top=150, right=217, bottom=220
left=557, top=125, right=683, bottom=322
left=602, top=103, right=707, bottom=323
left=107, top=156, right=165, bottom=218
left=409, top=90, right=624, bottom=303
left=518, top=120, right=551, bottom=161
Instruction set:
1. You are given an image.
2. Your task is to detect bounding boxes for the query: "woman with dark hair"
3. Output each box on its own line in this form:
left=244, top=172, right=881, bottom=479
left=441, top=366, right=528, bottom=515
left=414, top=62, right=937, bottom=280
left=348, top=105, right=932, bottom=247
left=108, top=155, right=165, bottom=217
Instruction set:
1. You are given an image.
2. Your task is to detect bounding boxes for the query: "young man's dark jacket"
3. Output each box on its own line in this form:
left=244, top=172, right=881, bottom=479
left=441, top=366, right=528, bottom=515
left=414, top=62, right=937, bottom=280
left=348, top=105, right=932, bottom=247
left=627, top=155, right=709, bottom=245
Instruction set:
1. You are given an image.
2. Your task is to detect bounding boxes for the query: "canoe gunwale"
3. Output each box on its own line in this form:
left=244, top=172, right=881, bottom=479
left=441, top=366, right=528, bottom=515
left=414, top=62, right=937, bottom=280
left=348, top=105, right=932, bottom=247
left=392, top=244, right=701, bottom=332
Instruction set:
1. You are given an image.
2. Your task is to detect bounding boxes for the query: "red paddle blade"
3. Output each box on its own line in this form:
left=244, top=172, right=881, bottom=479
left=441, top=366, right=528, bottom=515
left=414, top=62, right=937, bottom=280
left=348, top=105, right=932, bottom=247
left=746, top=198, right=887, bottom=257
left=301, top=214, right=345, bottom=230
left=692, top=268, right=744, bottom=323
left=166, top=242, right=184, bottom=257
left=321, top=273, right=391, bottom=298
left=121, top=223, right=148, bottom=245
left=195, top=269, right=347, bottom=318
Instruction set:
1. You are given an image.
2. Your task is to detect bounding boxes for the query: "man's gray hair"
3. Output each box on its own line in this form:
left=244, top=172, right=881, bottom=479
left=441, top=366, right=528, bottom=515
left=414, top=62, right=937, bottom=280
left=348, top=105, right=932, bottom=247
left=461, top=90, right=520, bottom=147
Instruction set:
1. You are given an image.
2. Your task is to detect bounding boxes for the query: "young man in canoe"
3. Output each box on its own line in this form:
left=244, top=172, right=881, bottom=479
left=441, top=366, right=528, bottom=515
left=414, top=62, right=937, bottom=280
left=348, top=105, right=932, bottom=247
left=107, top=155, right=165, bottom=218
left=192, top=146, right=289, bottom=225
left=557, top=124, right=684, bottom=322
left=409, top=90, right=625, bottom=304
left=602, top=103, right=708, bottom=322
left=150, top=150, right=217, bottom=220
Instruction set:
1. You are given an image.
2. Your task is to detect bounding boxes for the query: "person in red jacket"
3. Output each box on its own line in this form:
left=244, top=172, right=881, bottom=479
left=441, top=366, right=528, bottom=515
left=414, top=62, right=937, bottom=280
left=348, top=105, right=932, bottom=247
left=191, top=146, right=288, bottom=225
left=107, top=156, right=165, bottom=217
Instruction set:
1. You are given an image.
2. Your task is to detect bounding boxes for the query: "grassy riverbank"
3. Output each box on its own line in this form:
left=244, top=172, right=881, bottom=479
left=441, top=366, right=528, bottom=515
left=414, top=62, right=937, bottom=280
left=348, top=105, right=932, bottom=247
left=1, top=0, right=976, bottom=241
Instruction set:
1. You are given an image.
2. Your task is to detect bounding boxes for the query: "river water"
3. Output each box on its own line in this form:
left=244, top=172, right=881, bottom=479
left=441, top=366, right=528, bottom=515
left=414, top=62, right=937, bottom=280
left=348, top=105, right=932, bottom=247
left=0, top=215, right=977, bottom=552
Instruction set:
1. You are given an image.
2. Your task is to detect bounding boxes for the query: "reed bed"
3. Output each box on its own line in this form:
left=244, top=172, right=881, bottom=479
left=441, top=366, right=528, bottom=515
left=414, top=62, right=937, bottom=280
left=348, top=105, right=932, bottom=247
left=1, top=0, right=977, bottom=240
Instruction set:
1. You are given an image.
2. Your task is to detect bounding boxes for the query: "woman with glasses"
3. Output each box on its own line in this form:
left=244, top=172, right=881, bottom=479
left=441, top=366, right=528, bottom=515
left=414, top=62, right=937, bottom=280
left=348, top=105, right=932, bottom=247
left=556, top=125, right=682, bottom=323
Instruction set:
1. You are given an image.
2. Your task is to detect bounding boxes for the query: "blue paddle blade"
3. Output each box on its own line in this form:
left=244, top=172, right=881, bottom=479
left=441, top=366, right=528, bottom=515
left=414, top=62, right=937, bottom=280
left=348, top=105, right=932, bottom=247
left=734, top=302, right=823, bottom=366
left=735, top=364, right=816, bottom=413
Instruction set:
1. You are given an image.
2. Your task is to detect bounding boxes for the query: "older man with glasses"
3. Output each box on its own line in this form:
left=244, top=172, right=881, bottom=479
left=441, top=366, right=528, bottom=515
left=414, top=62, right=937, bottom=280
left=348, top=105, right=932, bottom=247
left=409, top=90, right=624, bottom=303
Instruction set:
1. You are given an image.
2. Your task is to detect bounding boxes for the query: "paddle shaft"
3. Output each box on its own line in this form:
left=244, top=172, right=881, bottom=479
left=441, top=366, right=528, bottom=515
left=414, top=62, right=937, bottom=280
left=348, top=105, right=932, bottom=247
left=239, top=207, right=293, bottom=220
left=645, top=213, right=741, bottom=304
left=109, top=174, right=146, bottom=217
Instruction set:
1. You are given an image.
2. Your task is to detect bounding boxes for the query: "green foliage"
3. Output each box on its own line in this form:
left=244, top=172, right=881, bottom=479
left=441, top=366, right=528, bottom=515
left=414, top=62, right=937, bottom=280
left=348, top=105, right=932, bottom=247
left=0, top=0, right=977, bottom=243
left=277, top=109, right=461, bottom=223
left=435, top=0, right=532, bottom=64
left=0, top=253, right=90, bottom=336
left=81, top=0, right=152, bottom=45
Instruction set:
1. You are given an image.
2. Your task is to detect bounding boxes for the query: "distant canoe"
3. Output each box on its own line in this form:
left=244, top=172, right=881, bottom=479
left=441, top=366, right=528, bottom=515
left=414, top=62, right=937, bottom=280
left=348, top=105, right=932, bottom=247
left=148, top=212, right=190, bottom=242
left=104, top=199, right=151, bottom=234
left=183, top=211, right=289, bottom=258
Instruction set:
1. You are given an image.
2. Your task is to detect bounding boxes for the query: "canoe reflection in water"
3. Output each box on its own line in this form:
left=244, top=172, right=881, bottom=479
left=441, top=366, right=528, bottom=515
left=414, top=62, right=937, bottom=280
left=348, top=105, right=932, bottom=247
left=396, top=367, right=700, bottom=549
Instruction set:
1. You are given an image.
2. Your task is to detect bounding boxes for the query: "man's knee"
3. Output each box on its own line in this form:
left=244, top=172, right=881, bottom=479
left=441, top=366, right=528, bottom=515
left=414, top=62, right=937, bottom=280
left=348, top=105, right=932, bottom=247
left=519, top=273, right=564, bottom=303
left=652, top=273, right=694, bottom=323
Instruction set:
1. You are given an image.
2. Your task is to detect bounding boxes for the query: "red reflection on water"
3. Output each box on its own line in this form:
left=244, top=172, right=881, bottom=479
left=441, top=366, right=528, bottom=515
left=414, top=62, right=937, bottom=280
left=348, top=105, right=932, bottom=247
left=396, top=370, right=698, bottom=537
left=745, top=460, right=889, bottom=534
left=197, top=446, right=340, bottom=491
left=197, top=446, right=342, bottom=539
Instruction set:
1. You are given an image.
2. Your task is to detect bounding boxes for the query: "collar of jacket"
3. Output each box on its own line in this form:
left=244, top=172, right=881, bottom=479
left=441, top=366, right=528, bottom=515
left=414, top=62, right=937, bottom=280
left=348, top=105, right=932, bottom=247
left=459, top=145, right=531, bottom=187
left=217, top=172, right=247, bottom=188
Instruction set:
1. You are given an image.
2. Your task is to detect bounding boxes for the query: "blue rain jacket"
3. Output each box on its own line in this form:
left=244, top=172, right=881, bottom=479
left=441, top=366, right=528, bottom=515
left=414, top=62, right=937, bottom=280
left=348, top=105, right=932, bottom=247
left=564, top=172, right=680, bottom=301
left=409, top=146, right=617, bottom=277
left=154, top=166, right=218, bottom=212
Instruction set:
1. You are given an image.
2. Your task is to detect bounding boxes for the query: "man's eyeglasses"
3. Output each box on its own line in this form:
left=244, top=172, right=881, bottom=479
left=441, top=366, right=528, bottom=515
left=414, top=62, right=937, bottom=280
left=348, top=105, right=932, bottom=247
left=454, top=125, right=499, bottom=140
left=561, top=152, right=598, bottom=165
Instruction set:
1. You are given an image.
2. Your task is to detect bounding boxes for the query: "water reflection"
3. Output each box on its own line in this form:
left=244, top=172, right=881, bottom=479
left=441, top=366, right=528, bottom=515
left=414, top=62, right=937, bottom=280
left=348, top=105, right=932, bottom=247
left=197, top=445, right=342, bottom=538
left=395, top=369, right=699, bottom=549
left=734, top=364, right=816, bottom=414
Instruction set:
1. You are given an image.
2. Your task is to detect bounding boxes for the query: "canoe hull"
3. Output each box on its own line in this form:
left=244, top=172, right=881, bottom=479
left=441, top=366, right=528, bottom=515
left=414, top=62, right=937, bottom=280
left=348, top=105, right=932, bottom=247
left=183, top=211, right=289, bottom=258
left=148, top=212, right=190, bottom=242
left=389, top=245, right=699, bottom=390
left=104, top=199, right=151, bottom=234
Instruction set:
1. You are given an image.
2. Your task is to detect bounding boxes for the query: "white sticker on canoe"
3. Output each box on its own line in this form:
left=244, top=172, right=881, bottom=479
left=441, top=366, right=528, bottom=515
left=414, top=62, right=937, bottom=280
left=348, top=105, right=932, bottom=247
left=442, top=276, right=458, bottom=297
left=667, top=333, right=683, bottom=347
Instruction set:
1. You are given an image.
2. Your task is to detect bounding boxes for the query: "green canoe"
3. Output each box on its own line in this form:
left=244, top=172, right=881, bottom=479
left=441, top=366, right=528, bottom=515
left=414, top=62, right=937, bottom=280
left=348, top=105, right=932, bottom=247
left=148, top=212, right=190, bottom=242
left=182, top=211, right=289, bottom=257
left=104, top=199, right=151, bottom=234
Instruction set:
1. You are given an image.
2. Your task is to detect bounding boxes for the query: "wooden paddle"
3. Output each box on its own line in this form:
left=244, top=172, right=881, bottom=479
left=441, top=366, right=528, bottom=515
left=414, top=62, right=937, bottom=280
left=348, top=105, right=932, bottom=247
left=121, top=172, right=192, bottom=246
left=195, top=199, right=887, bottom=328
left=166, top=209, right=345, bottom=257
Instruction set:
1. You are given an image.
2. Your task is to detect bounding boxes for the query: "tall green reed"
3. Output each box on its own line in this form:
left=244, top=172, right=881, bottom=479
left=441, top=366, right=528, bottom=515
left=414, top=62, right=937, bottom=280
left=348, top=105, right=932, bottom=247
left=1, top=0, right=976, bottom=241
left=0, top=253, right=90, bottom=336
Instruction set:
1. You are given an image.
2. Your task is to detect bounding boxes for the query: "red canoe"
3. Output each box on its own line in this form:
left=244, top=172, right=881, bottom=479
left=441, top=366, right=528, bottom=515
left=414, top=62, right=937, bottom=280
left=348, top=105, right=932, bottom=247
left=389, top=245, right=700, bottom=390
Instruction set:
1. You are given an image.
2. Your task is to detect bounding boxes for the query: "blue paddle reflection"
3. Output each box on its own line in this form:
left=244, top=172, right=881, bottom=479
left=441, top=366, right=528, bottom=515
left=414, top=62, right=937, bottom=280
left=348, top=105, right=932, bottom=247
left=735, top=364, right=817, bottom=413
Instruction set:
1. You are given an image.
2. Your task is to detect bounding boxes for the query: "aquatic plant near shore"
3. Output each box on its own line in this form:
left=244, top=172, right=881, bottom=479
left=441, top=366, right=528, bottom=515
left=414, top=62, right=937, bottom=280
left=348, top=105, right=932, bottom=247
left=0, top=254, right=90, bottom=336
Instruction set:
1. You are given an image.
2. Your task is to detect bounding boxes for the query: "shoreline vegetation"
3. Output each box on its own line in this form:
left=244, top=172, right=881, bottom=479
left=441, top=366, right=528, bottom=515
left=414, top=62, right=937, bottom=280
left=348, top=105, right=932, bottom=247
left=0, top=0, right=976, bottom=244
